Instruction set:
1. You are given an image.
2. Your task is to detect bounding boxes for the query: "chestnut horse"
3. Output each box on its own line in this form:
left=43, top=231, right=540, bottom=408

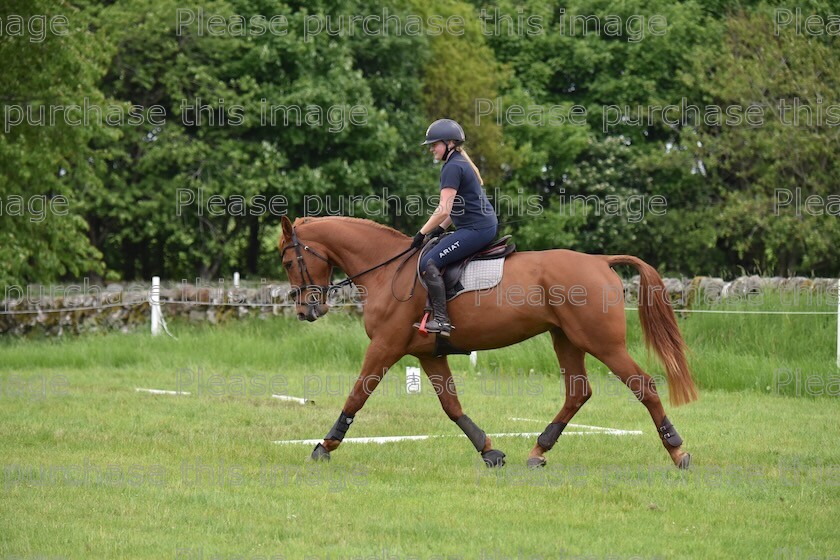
left=279, top=215, right=697, bottom=469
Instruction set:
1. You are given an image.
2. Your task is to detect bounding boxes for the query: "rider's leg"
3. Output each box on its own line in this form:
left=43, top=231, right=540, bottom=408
left=416, top=226, right=497, bottom=336
left=420, top=260, right=452, bottom=336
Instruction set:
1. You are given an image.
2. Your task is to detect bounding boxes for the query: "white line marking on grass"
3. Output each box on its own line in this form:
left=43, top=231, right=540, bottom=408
left=509, top=417, right=643, bottom=436
left=271, top=394, right=313, bottom=405
left=134, top=388, right=311, bottom=404
left=568, top=423, right=643, bottom=435
left=275, top=435, right=433, bottom=445
left=135, top=388, right=190, bottom=395
left=273, top=428, right=641, bottom=446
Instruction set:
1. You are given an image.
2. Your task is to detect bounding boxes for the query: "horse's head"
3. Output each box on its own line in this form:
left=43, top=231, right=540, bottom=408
left=279, top=216, right=332, bottom=322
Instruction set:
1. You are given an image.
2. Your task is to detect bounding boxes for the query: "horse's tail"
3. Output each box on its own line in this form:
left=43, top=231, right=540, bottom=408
left=604, top=255, right=698, bottom=406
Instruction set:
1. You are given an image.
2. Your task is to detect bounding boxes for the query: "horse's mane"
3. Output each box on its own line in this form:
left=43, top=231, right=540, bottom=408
left=295, top=216, right=409, bottom=240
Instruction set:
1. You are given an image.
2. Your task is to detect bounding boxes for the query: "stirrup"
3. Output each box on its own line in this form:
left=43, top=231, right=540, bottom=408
left=420, top=317, right=453, bottom=337
left=413, top=311, right=431, bottom=335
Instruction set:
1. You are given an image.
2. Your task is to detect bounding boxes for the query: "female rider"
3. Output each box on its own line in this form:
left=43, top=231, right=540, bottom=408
left=410, top=119, right=498, bottom=337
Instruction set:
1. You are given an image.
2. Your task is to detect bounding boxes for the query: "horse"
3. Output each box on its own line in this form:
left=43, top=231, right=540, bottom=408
left=278, top=215, right=697, bottom=469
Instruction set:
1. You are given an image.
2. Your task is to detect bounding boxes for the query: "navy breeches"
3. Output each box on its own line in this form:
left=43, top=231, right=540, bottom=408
left=419, top=226, right=498, bottom=271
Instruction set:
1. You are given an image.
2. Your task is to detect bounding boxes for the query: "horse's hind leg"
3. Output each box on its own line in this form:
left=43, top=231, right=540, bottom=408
left=528, top=329, right=592, bottom=468
left=419, top=356, right=506, bottom=468
left=596, top=348, right=690, bottom=469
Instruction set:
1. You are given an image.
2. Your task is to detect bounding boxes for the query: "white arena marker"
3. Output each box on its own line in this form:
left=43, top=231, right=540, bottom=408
left=271, top=394, right=313, bottom=405
left=406, top=366, right=421, bottom=394
left=135, top=388, right=190, bottom=395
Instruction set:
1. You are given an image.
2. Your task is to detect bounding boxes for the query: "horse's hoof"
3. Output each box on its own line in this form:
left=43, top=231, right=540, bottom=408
left=311, top=443, right=330, bottom=462
left=677, top=452, right=691, bottom=470
left=482, top=449, right=506, bottom=468
left=527, top=457, right=546, bottom=469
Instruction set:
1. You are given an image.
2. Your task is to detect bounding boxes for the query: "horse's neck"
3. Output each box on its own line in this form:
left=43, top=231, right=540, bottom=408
left=307, top=220, right=406, bottom=279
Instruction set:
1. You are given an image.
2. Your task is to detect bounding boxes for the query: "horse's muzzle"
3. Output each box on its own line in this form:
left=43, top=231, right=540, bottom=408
left=298, top=303, right=330, bottom=322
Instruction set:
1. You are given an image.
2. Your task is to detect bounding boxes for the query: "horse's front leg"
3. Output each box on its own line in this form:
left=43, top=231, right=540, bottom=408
left=311, top=340, right=402, bottom=461
left=419, top=356, right=506, bottom=468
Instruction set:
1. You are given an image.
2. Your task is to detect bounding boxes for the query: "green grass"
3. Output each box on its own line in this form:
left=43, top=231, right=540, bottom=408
left=2, top=289, right=836, bottom=396
left=1, top=297, right=838, bottom=559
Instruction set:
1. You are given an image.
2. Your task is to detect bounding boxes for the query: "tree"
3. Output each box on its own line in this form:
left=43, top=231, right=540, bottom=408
left=0, top=0, right=109, bottom=289
left=85, top=0, right=434, bottom=280
left=687, top=3, right=840, bottom=275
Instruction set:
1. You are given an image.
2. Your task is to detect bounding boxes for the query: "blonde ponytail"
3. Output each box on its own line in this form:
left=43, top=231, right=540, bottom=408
left=455, top=147, right=484, bottom=186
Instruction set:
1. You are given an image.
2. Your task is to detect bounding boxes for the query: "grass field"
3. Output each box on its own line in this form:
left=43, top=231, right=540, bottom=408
left=1, top=295, right=838, bottom=559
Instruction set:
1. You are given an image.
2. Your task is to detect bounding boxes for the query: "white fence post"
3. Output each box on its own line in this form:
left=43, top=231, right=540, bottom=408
left=470, top=351, right=477, bottom=368
left=234, top=272, right=240, bottom=289
left=151, top=276, right=161, bottom=336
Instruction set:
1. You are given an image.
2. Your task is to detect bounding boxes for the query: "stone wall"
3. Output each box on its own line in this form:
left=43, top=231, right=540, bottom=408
left=1, top=276, right=836, bottom=336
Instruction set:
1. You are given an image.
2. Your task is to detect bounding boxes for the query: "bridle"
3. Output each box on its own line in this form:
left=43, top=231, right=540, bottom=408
left=280, top=227, right=332, bottom=306
left=280, top=226, right=419, bottom=306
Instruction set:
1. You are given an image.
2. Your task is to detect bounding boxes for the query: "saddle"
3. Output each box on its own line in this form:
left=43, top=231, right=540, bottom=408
left=417, top=232, right=516, bottom=300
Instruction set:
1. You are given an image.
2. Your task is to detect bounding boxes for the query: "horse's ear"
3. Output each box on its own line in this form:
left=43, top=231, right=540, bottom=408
left=281, top=215, right=294, bottom=241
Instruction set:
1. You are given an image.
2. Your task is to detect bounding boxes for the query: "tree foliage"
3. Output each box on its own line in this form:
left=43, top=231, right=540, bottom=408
left=687, top=4, right=840, bottom=274
left=1, top=0, right=838, bottom=288
left=0, top=0, right=109, bottom=286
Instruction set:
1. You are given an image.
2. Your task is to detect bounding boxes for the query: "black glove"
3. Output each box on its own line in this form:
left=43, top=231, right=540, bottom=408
left=429, top=226, right=446, bottom=238
left=410, top=231, right=426, bottom=249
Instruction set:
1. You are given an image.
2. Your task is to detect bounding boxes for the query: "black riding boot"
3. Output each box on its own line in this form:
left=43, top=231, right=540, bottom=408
left=415, top=262, right=452, bottom=337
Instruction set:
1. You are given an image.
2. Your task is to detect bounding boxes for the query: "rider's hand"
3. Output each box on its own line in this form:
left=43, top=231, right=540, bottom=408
left=410, top=231, right=426, bottom=249
left=429, top=226, right=446, bottom=238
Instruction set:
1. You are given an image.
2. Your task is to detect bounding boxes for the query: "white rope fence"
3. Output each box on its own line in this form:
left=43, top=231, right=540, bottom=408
left=0, top=301, right=140, bottom=314
left=625, top=307, right=836, bottom=315
left=147, top=275, right=840, bottom=369
left=2, top=274, right=838, bottom=367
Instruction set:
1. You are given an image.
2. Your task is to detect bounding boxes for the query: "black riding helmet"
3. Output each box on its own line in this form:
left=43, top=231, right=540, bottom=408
left=421, top=118, right=465, bottom=146
left=422, top=119, right=465, bottom=163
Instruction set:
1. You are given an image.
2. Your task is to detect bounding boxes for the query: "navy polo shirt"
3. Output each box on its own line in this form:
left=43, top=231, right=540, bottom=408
left=439, top=152, right=498, bottom=230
